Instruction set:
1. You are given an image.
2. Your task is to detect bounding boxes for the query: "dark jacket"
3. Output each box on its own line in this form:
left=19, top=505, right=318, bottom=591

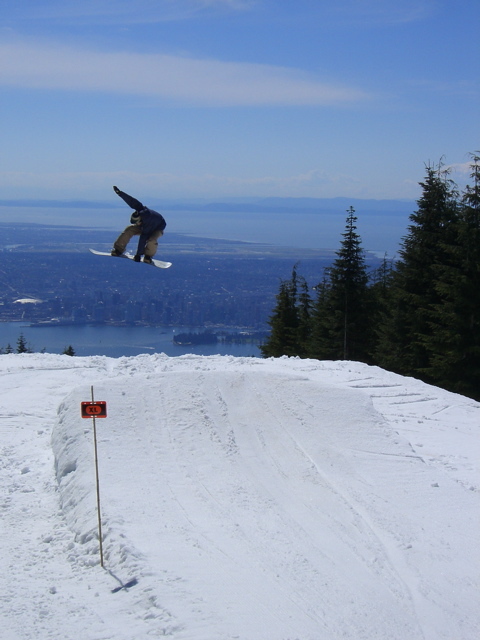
left=114, top=187, right=166, bottom=255
left=135, top=208, right=166, bottom=255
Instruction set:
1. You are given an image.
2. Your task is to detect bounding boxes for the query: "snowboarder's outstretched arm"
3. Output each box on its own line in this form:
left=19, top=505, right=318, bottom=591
left=113, top=186, right=144, bottom=212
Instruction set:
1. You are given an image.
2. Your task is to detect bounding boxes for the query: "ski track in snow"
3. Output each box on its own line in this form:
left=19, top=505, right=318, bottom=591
left=0, top=353, right=478, bottom=640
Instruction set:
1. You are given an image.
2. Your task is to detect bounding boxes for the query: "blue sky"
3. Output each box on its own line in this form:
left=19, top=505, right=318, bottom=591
left=0, top=0, right=478, bottom=202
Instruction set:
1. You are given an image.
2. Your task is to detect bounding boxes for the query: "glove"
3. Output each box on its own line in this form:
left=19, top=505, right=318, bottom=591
left=113, top=186, right=120, bottom=194
left=133, top=254, right=141, bottom=262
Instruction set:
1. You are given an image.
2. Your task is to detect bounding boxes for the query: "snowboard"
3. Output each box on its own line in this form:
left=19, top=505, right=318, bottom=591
left=89, top=249, right=172, bottom=269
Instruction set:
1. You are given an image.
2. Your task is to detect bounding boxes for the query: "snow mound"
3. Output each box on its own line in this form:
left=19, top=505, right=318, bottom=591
left=1, top=353, right=479, bottom=639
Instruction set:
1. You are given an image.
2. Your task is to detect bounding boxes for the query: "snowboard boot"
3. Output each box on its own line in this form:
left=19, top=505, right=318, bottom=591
left=143, top=256, right=154, bottom=265
left=111, top=248, right=123, bottom=257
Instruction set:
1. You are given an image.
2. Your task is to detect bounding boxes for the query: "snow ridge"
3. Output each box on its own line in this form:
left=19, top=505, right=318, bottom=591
left=0, top=353, right=478, bottom=639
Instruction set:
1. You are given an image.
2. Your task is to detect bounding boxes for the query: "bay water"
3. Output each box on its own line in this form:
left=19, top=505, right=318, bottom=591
left=0, top=322, right=261, bottom=359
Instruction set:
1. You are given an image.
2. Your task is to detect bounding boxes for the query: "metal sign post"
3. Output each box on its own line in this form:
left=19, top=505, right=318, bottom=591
left=81, top=386, right=107, bottom=568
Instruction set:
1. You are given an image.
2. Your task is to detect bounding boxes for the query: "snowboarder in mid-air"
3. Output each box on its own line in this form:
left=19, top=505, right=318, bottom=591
left=111, top=186, right=166, bottom=264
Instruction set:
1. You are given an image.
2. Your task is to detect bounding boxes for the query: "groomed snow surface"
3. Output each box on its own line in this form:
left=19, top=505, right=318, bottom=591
left=0, top=353, right=478, bottom=640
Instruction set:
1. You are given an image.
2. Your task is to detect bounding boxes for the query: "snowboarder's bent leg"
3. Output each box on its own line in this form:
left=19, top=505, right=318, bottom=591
left=144, top=229, right=164, bottom=258
left=113, top=225, right=141, bottom=254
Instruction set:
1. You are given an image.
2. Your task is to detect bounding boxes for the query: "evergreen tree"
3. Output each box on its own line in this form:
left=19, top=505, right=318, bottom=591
left=16, top=333, right=32, bottom=354
left=63, top=345, right=76, bottom=356
left=309, top=273, right=339, bottom=359
left=369, top=254, right=395, bottom=355
left=261, top=265, right=309, bottom=357
left=370, top=254, right=395, bottom=313
left=423, top=154, right=480, bottom=398
left=296, top=274, right=313, bottom=357
left=309, top=207, right=371, bottom=361
left=376, top=162, right=459, bottom=376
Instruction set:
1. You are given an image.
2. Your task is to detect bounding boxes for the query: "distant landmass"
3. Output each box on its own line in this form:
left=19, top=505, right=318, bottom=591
left=0, top=199, right=119, bottom=209
left=0, top=196, right=415, bottom=215
left=167, top=196, right=415, bottom=215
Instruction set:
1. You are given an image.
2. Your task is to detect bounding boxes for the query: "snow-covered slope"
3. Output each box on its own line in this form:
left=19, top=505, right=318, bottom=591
left=1, top=353, right=478, bottom=640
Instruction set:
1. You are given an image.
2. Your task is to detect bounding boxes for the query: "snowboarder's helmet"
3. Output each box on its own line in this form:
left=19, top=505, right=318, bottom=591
left=130, top=211, right=141, bottom=225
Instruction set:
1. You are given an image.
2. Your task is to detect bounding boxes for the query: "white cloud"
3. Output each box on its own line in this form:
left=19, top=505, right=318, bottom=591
left=0, top=168, right=363, bottom=199
left=0, top=38, right=369, bottom=106
left=1, top=0, right=255, bottom=25
left=327, top=0, right=435, bottom=26
left=447, top=162, right=471, bottom=176
left=446, top=160, right=479, bottom=188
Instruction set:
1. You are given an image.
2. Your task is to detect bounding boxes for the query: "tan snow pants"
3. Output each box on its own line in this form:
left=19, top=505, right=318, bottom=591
left=113, top=225, right=164, bottom=258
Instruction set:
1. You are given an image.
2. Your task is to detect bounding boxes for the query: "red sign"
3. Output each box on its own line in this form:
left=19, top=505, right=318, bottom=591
left=81, top=401, right=107, bottom=418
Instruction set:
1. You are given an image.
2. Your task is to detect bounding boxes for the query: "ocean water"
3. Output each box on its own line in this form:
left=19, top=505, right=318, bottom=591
left=0, top=202, right=410, bottom=254
left=0, top=322, right=262, bottom=359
